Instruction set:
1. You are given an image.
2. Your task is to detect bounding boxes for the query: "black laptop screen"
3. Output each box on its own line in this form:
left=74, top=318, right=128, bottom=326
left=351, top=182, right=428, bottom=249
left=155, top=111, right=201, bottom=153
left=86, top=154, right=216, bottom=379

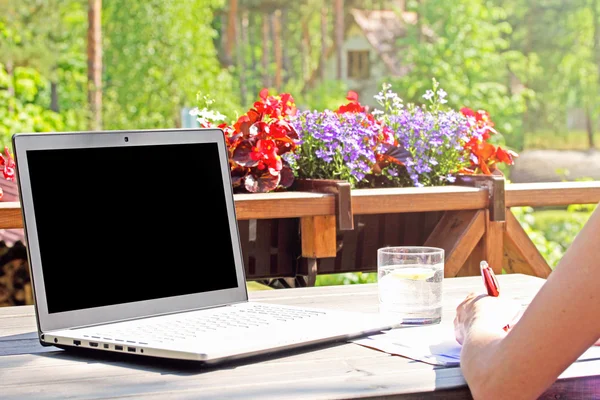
left=26, top=142, right=239, bottom=314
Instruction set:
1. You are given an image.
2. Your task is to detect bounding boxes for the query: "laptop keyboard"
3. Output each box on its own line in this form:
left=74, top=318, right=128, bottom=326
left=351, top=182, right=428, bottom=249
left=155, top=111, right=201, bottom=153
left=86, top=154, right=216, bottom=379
left=79, top=303, right=327, bottom=345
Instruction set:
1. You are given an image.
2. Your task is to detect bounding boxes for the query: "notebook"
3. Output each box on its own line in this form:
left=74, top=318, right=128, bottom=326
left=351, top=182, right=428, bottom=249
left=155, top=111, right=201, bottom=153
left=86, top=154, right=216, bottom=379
left=12, top=128, right=399, bottom=364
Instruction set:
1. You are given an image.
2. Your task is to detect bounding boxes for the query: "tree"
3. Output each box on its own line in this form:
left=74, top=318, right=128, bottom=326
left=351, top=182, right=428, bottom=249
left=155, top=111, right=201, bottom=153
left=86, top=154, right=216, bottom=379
left=0, top=0, right=87, bottom=144
left=392, top=0, right=534, bottom=150
left=87, top=0, right=102, bottom=130
left=102, top=0, right=240, bottom=129
left=494, top=0, right=599, bottom=148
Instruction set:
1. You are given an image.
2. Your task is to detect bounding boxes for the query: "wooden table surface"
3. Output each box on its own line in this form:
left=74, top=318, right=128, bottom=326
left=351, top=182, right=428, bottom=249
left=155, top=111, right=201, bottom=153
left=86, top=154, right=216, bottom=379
left=1, top=274, right=599, bottom=399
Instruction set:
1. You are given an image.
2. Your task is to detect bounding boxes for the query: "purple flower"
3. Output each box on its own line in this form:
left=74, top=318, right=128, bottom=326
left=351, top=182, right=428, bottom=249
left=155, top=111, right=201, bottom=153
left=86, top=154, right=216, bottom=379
left=290, top=110, right=383, bottom=187
left=386, top=106, right=472, bottom=187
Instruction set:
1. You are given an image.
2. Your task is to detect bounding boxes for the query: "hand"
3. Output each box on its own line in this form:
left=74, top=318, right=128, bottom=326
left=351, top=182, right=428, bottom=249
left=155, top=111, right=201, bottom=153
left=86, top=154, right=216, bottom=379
left=454, top=292, right=522, bottom=345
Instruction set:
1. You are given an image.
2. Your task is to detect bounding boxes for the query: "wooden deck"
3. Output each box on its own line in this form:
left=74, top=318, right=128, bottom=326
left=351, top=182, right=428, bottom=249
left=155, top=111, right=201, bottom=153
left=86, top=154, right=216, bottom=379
left=1, top=274, right=600, bottom=399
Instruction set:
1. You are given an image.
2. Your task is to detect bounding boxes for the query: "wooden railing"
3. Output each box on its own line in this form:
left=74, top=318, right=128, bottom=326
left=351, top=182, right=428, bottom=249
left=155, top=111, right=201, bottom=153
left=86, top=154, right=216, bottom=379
left=2, top=180, right=599, bottom=285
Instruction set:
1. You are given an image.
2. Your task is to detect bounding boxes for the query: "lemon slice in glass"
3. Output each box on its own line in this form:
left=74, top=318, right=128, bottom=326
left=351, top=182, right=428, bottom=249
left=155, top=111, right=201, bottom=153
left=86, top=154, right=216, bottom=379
left=388, top=267, right=435, bottom=281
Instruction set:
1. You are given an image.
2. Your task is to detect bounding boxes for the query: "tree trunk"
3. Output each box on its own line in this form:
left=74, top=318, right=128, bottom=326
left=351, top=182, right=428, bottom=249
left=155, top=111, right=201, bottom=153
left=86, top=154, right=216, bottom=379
left=301, top=18, right=312, bottom=83
left=5, top=61, right=14, bottom=114
left=224, top=0, right=238, bottom=67
left=245, top=11, right=258, bottom=95
left=50, top=81, right=59, bottom=112
left=217, top=10, right=229, bottom=65
left=320, top=6, right=328, bottom=83
left=281, top=8, right=291, bottom=85
left=522, top=4, right=534, bottom=144
left=334, top=0, right=344, bottom=80
left=416, top=0, right=424, bottom=43
left=272, top=10, right=283, bottom=91
left=586, top=107, right=596, bottom=149
left=235, top=7, right=247, bottom=106
left=87, top=0, right=102, bottom=131
left=594, top=0, right=600, bottom=78
left=262, top=14, right=271, bottom=89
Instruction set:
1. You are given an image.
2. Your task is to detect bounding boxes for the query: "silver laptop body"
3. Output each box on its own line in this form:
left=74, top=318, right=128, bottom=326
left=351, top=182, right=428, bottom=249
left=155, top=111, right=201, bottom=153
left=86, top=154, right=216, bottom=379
left=13, top=128, right=398, bottom=364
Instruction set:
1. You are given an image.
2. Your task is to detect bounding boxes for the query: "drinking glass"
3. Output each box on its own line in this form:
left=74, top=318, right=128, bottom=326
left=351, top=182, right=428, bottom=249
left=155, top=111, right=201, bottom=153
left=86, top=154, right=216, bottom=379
left=377, top=246, right=444, bottom=325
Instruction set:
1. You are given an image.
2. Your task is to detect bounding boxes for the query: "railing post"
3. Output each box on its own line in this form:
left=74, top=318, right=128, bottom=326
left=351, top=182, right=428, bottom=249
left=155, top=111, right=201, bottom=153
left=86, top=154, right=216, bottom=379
left=293, top=179, right=353, bottom=285
left=455, top=175, right=505, bottom=274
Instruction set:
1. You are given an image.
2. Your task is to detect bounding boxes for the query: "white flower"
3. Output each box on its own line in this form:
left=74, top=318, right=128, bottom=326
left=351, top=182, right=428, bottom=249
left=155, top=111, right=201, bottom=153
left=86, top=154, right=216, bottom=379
left=190, top=107, right=226, bottom=123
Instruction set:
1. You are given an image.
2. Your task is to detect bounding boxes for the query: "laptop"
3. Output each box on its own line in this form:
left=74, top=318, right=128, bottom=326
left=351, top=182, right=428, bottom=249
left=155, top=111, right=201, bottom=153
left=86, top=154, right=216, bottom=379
left=12, top=128, right=399, bottom=364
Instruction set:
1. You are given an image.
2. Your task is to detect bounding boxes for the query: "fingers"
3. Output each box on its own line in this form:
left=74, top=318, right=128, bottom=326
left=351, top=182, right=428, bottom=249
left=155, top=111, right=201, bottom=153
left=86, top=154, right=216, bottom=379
left=456, top=292, right=478, bottom=313
left=454, top=315, right=464, bottom=345
left=457, top=292, right=476, bottom=307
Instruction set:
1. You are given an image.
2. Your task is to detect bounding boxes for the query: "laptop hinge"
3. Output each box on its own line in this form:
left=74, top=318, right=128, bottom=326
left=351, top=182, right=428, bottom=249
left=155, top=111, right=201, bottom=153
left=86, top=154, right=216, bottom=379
left=68, top=303, right=238, bottom=330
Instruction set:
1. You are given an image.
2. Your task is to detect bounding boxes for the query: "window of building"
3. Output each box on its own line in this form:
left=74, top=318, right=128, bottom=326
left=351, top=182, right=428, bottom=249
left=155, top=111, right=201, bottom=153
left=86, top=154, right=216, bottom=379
left=347, top=50, right=370, bottom=80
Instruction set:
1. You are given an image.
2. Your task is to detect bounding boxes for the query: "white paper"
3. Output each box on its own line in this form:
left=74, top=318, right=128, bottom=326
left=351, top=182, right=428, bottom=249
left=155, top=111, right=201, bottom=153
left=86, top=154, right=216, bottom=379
left=353, top=324, right=462, bottom=367
left=353, top=324, right=600, bottom=367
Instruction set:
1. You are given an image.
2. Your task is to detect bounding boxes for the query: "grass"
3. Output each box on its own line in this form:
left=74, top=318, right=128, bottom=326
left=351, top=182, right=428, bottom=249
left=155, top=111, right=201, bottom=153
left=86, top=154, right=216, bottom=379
left=523, top=130, right=592, bottom=151
left=315, top=272, right=377, bottom=286
left=531, top=209, right=593, bottom=228
left=246, top=281, right=274, bottom=291
left=529, top=207, right=594, bottom=249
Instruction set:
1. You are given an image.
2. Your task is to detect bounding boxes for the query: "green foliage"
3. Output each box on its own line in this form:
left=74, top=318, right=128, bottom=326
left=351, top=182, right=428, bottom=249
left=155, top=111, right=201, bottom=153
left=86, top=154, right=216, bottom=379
left=0, top=0, right=87, bottom=144
left=528, top=205, right=595, bottom=251
left=510, top=205, right=596, bottom=269
left=495, top=0, right=599, bottom=137
left=294, top=80, right=349, bottom=112
left=0, top=64, right=65, bottom=148
left=315, top=272, right=377, bottom=286
left=394, top=0, right=534, bottom=151
left=102, top=0, right=240, bottom=130
left=524, top=130, right=591, bottom=150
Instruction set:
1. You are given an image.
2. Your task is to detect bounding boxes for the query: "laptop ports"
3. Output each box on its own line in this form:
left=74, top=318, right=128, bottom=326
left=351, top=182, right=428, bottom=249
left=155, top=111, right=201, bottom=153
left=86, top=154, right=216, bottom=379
left=89, top=342, right=99, bottom=348
left=73, top=340, right=81, bottom=346
left=115, top=345, right=123, bottom=351
left=127, top=347, right=136, bottom=353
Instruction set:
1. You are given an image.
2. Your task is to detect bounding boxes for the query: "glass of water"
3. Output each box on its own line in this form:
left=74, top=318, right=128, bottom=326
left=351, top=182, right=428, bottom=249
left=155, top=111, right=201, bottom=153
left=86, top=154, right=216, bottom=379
left=377, top=246, right=444, bottom=325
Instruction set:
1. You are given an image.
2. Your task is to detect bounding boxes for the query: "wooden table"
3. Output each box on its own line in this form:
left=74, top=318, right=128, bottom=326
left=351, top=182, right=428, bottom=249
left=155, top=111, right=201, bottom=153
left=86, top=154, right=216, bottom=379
left=2, top=274, right=599, bottom=399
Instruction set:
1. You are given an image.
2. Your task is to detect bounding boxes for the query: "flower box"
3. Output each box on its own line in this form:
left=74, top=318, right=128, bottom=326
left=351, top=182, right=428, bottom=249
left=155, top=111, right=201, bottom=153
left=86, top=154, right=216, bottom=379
left=190, top=80, right=520, bottom=286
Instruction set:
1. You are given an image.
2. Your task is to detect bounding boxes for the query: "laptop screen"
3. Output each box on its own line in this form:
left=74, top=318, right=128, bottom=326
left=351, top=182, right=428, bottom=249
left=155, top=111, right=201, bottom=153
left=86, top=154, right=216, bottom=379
left=26, top=142, right=239, bottom=314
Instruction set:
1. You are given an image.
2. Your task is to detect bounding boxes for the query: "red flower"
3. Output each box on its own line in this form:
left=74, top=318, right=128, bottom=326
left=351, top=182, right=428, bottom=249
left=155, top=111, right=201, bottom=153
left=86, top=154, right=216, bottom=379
left=259, top=88, right=270, bottom=100
left=346, top=91, right=359, bottom=102
left=0, top=147, right=15, bottom=182
left=205, top=88, right=299, bottom=193
left=336, top=91, right=366, bottom=114
left=460, top=107, right=476, bottom=119
left=460, top=108, right=518, bottom=175
left=269, top=119, right=293, bottom=139
left=251, top=139, right=282, bottom=173
left=461, top=107, right=497, bottom=140
left=495, top=146, right=518, bottom=165
left=254, top=89, right=297, bottom=120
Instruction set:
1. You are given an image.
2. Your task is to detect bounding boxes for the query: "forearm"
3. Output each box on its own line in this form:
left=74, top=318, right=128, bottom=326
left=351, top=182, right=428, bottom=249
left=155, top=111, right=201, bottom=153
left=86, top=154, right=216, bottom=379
left=460, top=326, right=507, bottom=400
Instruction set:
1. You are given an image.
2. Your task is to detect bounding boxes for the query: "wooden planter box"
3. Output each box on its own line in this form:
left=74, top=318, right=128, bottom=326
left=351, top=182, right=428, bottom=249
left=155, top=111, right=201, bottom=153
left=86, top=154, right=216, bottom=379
left=241, top=177, right=500, bottom=286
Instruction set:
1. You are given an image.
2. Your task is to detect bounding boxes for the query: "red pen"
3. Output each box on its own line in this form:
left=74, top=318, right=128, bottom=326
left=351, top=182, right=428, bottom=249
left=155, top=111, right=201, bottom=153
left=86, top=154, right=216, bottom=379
left=480, top=260, right=500, bottom=297
left=480, top=261, right=510, bottom=332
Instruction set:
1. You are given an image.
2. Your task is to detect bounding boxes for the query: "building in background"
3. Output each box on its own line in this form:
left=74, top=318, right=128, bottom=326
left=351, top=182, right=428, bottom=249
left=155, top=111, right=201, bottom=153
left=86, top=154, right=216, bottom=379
left=322, top=8, right=431, bottom=107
